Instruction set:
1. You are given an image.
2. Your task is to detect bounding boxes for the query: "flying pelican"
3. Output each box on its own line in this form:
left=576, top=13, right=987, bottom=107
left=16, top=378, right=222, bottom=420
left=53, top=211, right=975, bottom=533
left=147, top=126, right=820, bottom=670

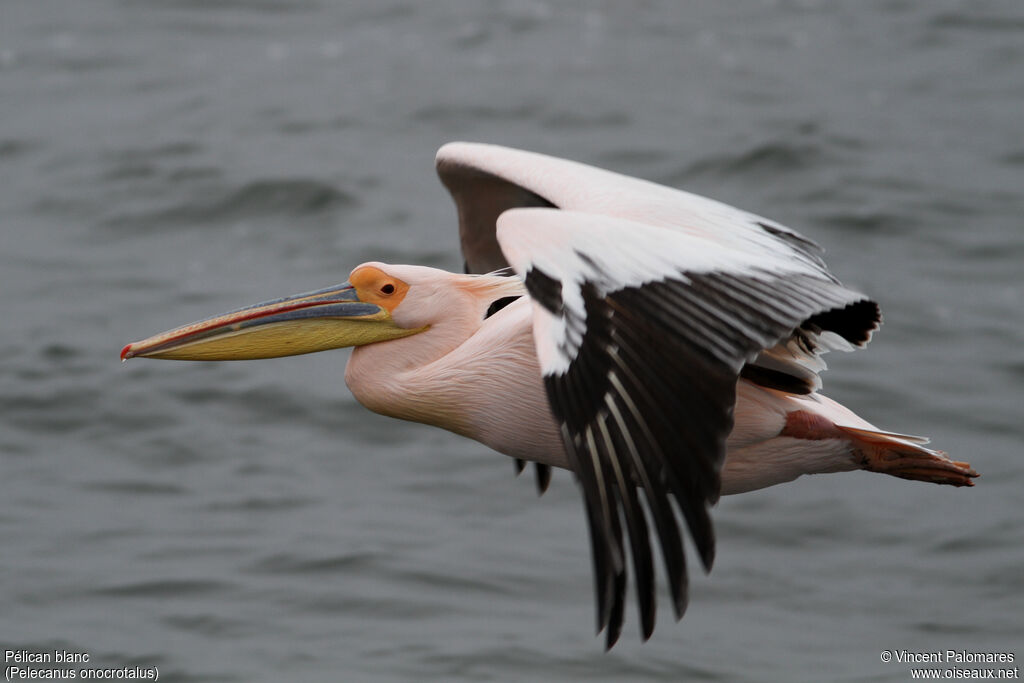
left=122, top=142, right=977, bottom=647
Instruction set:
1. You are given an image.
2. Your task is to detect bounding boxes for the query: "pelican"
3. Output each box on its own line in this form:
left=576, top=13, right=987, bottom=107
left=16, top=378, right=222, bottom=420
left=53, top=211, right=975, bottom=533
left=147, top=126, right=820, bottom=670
left=122, top=142, right=977, bottom=647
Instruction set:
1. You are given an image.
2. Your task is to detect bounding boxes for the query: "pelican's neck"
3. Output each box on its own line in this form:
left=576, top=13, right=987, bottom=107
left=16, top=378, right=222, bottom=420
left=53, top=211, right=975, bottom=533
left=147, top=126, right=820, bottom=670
left=344, top=272, right=523, bottom=417
left=344, top=294, right=484, bottom=425
left=344, top=296, right=567, bottom=469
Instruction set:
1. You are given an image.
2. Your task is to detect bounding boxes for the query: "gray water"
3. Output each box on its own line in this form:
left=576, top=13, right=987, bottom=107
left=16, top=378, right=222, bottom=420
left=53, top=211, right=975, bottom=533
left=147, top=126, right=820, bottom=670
left=2, top=1, right=1022, bottom=681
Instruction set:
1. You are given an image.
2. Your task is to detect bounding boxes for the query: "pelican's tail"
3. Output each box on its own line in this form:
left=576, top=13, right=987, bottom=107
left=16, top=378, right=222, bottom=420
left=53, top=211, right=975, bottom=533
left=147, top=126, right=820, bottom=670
left=838, top=425, right=978, bottom=487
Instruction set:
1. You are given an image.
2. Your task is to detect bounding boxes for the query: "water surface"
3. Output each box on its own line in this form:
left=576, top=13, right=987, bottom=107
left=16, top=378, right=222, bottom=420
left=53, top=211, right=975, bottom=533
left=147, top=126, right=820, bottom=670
left=1, top=1, right=1022, bottom=681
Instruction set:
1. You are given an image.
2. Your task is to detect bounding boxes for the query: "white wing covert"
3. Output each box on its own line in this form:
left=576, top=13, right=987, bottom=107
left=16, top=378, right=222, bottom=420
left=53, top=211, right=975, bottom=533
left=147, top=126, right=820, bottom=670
left=437, top=141, right=831, bottom=278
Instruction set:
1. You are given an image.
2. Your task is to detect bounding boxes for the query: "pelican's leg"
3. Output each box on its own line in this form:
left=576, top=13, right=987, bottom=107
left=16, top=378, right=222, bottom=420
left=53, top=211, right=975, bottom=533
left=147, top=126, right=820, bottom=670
left=836, top=425, right=978, bottom=487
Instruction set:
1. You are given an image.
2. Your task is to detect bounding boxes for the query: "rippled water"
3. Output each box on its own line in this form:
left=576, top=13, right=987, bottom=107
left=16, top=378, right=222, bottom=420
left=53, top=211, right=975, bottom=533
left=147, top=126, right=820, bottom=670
left=2, top=1, right=1022, bottom=681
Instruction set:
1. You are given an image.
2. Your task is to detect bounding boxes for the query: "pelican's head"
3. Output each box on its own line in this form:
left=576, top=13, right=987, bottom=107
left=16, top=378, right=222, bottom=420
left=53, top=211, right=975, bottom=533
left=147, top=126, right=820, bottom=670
left=121, top=262, right=524, bottom=362
left=121, top=262, right=440, bottom=362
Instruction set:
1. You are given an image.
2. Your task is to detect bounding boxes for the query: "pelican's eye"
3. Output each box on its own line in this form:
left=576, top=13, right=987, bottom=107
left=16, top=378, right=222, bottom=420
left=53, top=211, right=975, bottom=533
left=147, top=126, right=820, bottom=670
left=349, top=265, right=410, bottom=313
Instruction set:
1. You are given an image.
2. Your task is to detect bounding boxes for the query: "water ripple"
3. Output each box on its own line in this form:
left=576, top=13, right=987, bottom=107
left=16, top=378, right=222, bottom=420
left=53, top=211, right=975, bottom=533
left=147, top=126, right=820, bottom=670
left=248, top=551, right=380, bottom=575
left=102, top=179, right=357, bottom=231
left=83, top=480, right=188, bottom=496
left=92, top=578, right=231, bottom=598
left=671, top=141, right=825, bottom=181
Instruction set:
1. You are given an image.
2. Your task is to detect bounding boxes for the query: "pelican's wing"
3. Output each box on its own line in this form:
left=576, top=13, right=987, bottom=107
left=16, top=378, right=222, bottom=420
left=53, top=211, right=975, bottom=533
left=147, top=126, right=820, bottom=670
left=436, top=141, right=829, bottom=278
left=436, top=143, right=555, bottom=274
left=438, top=141, right=864, bottom=404
left=496, top=208, right=879, bottom=647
